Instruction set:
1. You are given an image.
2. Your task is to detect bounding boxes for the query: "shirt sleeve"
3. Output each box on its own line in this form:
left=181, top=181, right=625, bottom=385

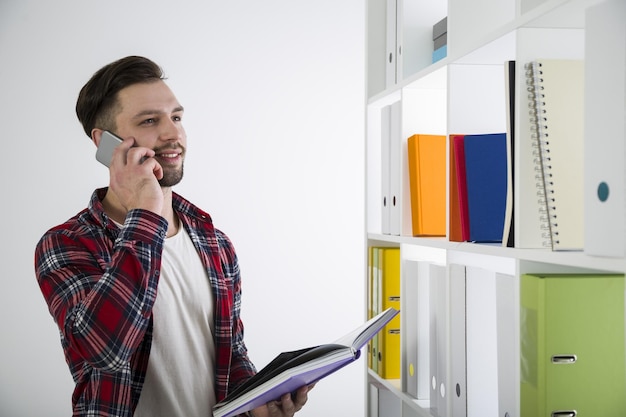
left=34, top=209, right=168, bottom=373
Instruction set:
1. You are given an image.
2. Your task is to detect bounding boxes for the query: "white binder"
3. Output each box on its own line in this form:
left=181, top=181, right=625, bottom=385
left=584, top=0, right=626, bottom=257
left=449, top=264, right=467, bottom=417
left=429, top=264, right=447, bottom=417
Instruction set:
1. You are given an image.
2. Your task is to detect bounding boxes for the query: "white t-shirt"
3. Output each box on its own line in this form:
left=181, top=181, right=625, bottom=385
left=134, top=225, right=216, bottom=416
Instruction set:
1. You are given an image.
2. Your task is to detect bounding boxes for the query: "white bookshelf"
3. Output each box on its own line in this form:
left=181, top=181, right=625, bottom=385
left=364, top=0, right=626, bottom=416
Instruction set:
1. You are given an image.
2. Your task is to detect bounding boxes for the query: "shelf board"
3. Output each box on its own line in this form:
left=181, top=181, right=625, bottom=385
left=367, top=233, right=626, bottom=273
left=367, top=370, right=432, bottom=417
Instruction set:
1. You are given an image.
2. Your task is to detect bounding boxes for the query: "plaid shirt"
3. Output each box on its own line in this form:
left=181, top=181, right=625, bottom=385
left=35, top=188, right=256, bottom=416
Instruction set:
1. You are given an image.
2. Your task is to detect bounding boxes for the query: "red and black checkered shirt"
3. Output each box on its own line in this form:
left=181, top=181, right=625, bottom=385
left=35, top=188, right=256, bottom=416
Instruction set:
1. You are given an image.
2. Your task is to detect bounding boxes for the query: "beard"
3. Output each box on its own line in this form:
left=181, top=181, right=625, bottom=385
left=158, top=164, right=184, bottom=187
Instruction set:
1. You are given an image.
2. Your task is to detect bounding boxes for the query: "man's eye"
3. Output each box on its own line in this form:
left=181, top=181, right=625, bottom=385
left=143, top=118, right=156, bottom=125
left=173, top=115, right=182, bottom=122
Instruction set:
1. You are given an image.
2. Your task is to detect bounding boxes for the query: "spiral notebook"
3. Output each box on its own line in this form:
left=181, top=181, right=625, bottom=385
left=525, top=59, right=584, bottom=250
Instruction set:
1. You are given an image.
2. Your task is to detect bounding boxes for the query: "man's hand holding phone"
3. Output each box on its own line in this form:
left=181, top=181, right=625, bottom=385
left=96, top=131, right=164, bottom=216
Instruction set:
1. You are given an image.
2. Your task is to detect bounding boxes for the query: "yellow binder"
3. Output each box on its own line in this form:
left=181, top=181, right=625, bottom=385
left=377, top=247, right=401, bottom=379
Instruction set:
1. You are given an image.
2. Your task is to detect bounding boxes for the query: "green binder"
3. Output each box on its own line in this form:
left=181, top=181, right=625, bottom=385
left=521, top=273, right=626, bottom=416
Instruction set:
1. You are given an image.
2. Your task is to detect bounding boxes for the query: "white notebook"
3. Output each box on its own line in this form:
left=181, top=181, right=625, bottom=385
left=525, top=59, right=584, bottom=250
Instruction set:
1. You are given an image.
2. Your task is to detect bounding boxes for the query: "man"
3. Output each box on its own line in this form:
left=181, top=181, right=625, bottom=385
left=34, top=55, right=310, bottom=416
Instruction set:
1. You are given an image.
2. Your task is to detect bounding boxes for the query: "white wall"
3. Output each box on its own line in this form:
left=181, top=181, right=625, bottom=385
left=0, top=1, right=365, bottom=416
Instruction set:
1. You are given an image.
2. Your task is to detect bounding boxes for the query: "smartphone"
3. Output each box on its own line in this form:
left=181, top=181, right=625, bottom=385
left=95, top=131, right=123, bottom=167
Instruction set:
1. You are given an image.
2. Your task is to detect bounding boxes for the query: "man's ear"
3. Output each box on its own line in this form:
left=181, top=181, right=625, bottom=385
left=91, top=129, right=104, bottom=147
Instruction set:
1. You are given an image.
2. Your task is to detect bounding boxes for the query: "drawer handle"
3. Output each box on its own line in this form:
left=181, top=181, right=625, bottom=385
left=551, top=354, right=577, bottom=364
left=552, top=411, right=576, bottom=417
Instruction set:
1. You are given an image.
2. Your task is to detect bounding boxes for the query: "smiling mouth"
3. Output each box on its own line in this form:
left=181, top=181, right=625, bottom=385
left=157, top=152, right=180, bottom=158
left=154, top=147, right=183, bottom=160
left=153, top=152, right=182, bottom=167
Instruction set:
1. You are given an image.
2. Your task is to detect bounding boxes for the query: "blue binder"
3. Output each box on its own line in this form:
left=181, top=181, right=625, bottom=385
left=463, top=133, right=507, bottom=242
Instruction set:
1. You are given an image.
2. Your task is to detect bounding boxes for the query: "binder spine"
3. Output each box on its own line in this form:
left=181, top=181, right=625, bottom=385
left=525, top=61, right=557, bottom=249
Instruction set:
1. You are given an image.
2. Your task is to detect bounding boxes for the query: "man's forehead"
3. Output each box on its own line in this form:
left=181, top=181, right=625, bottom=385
left=117, top=80, right=182, bottom=113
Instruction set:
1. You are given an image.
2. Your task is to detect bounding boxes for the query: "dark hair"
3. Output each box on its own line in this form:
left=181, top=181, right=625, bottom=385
left=75, top=56, right=165, bottom=138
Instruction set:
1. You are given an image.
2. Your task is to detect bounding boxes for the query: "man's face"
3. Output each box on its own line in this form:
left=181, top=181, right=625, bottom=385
left=113, top=80, right=187, bottom=187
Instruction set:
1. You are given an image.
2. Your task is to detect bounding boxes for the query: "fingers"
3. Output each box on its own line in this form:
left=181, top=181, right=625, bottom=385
left=292, top=385, right=310, bottom=409
left=253, top=385, right=311, bottom=417
left=118, top=136, right=136, bottom=151
left=266, top=399, right=286, bottom=415
left=126, top=146, right=155, bottom=167
left=271, top=386, right=309, bottom=415
left=111, top=139, right=163, bottom=179
left=111, top=137, right=155, bottom=166
left=106, top=137, right=164, bottom=214
left=151, top=159, right=164, bottom=180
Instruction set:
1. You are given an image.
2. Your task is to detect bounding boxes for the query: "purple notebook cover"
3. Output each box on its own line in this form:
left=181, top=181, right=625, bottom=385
left=217, top=353, right=359, bottom=417
left=213, top=308, right=398, bottom=417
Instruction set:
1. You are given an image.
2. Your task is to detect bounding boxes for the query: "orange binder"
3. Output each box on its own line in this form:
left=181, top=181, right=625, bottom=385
left=407, top=134, right=446, bottom=236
